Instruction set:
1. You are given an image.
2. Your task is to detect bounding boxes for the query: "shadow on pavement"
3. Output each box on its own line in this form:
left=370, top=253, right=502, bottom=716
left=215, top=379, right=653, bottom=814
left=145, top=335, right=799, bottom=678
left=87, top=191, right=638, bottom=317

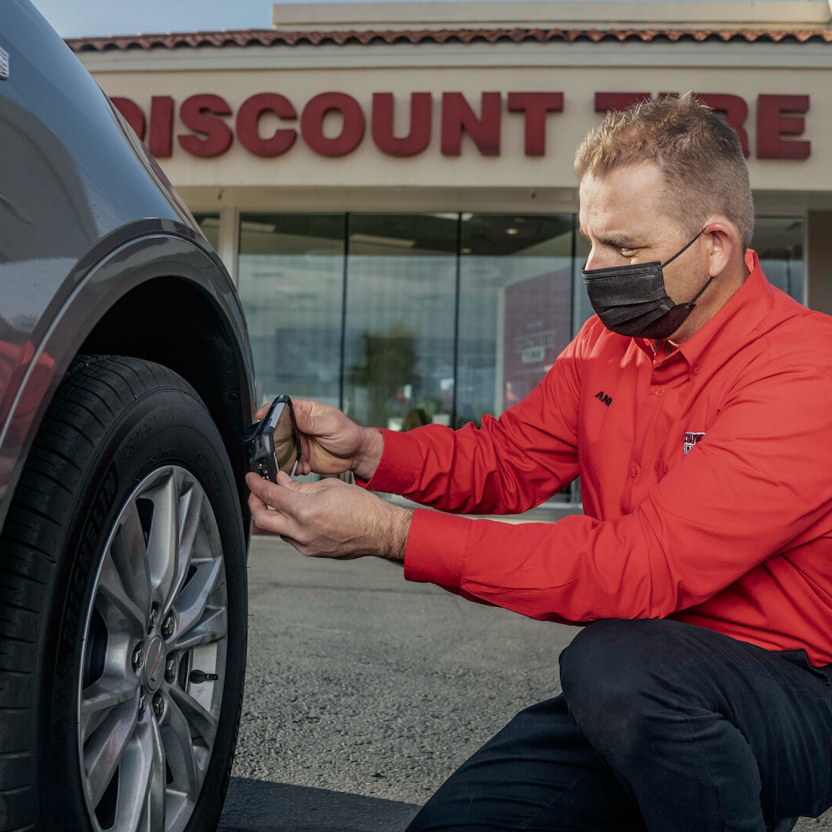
left=219, top=777, right=422, bottom=832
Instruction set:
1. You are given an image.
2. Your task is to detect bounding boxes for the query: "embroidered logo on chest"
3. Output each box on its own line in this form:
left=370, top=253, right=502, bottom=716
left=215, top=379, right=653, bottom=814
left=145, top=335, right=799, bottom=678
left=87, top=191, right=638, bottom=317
left=683, top=432, right=706, bottom=454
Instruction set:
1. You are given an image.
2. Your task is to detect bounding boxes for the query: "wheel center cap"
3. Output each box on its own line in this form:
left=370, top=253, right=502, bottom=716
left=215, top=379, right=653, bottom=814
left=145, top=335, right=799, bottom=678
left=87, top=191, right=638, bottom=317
left=144, top=636, right=166, bottom=692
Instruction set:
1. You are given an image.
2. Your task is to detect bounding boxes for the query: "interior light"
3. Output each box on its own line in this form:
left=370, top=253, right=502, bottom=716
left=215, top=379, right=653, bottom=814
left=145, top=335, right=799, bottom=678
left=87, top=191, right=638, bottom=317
left=506, top=228, right=519, bottom=235
left=350, top=233, right=416, bottom=249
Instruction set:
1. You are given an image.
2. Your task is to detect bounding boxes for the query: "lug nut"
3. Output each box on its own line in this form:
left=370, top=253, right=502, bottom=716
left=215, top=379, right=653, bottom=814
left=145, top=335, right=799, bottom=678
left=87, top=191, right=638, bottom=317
left=165, top=656, right=177, bottom=679
left=138, top=693, right=147, bottom=716
left=161, top=614, right=174, bottom=639
left=147, top=609, right=157, bottom=633
left=132, top=644, right=144, bottom=670
left=152, top=693, right=164, bottom=719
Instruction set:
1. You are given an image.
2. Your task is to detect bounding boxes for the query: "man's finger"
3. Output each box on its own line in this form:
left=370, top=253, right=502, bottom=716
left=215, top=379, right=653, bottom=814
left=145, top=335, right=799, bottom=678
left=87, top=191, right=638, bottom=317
left=276, top=470, right=302, bottom=488
left=248, top=490, right=297, bottom=536
left=252, top=505, right=291, bottom=536
left=248, top=489, right=305, bottom=549
left=245, top=472, right=298, bottom=511
left=275, top=470, right=325, bottom=495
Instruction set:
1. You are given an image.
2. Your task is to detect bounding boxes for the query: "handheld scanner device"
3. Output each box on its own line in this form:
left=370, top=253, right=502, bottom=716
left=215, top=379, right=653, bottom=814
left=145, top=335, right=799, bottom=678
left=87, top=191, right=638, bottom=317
left=242, top=394, right=302, bottom=482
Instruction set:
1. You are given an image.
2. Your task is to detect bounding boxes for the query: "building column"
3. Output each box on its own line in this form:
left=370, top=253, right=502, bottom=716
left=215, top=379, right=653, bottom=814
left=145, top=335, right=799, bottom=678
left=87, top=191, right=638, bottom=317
left=807, top=211, right=832, bottom=315
left=218, top=207, right=239, bottom=286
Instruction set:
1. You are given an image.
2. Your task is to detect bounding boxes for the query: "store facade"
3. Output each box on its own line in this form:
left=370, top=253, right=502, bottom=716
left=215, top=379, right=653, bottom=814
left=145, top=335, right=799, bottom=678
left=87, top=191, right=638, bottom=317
left=69, top=0, right=832, bottom=505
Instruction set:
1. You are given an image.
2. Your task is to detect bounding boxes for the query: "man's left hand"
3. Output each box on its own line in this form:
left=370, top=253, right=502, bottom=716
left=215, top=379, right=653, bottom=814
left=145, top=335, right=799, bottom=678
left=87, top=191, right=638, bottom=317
left=245, top=471, right=413, bottom=563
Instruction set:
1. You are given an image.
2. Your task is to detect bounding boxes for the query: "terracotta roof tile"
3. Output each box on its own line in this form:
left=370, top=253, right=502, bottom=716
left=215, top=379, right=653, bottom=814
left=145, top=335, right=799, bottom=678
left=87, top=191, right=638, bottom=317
left=64, top=27, right=832, bottom=51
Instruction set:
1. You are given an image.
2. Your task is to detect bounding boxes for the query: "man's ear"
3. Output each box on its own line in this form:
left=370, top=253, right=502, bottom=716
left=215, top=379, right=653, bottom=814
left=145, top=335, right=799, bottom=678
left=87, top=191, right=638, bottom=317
left=703, top=220, right=740, bottom=278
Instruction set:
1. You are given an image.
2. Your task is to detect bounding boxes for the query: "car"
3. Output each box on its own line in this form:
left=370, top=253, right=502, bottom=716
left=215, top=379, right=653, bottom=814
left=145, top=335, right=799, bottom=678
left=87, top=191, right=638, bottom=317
left=0, top=2, right=256, bottom=831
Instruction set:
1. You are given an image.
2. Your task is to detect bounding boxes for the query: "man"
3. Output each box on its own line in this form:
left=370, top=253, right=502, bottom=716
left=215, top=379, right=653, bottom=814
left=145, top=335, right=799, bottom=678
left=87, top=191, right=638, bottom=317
left=246, top=95, right=832, bottom=831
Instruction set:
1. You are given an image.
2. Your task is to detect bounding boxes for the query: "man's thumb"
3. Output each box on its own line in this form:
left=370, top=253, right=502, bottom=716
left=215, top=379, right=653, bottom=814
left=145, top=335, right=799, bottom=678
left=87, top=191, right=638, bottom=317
left=277, top=470, right=304, bottom=490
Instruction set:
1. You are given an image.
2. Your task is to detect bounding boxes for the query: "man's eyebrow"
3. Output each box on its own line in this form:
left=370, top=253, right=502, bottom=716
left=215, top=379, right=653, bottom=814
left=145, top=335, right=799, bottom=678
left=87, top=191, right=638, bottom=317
left=579, top=228, right=640, bottom=247
left=602, top=233, right=640, bottom=247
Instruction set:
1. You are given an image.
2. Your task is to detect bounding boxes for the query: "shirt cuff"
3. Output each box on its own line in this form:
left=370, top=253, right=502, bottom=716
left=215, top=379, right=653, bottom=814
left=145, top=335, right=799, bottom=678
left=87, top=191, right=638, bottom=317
left=403, top=508, right=473, bottom=589
left=354, top=428, right=421, bottom=494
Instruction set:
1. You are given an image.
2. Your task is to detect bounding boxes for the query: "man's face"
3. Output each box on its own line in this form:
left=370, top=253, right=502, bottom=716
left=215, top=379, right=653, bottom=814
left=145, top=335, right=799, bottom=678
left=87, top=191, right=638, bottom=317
left=579, top=161, right=711, bottom=318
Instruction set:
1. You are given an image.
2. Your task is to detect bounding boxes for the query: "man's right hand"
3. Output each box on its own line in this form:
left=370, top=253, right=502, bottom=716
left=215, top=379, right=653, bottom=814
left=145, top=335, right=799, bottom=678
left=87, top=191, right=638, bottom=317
left=253, top=398, right=384, bottom=482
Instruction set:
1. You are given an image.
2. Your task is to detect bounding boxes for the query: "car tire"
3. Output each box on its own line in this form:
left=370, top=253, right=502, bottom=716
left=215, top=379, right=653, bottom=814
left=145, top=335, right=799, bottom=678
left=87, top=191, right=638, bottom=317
left=0, top=355, right=248, bottom=832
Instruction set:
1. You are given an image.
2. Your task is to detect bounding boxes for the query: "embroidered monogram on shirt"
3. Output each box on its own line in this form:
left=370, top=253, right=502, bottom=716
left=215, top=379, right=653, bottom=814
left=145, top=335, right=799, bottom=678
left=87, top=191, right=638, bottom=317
left=594, top=391, right=613, bottom=407
left=683, top=432, right=706, bottom=454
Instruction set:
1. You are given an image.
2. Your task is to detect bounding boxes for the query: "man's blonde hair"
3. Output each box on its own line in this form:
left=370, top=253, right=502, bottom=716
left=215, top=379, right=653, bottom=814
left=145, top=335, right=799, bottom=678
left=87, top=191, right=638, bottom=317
left=574, top=94, right=755, bottom=250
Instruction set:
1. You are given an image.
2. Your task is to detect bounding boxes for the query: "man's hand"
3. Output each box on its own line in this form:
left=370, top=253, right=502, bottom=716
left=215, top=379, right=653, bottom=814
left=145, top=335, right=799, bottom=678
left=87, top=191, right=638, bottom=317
left=246, top=471, right=413, bottom=562
left=254, top=398, right=384, bottom=482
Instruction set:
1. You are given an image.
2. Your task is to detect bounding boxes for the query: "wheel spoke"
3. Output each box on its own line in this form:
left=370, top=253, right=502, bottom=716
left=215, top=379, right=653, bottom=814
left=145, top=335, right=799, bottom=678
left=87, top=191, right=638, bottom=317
left=166, top=683, right=218, bottom=751
left=146, top=470, right=181, bottom=612
left=96, top=549, right=147, bottom=637
left=173, top=557, right=224, bottom=639
left=84, top=699, right=138, bottom=808
left=109, top=500, right=152, bottom=623
left=80, top=673, right=140, bottom=744
left=170, top=606, right=227, bottom=653
left=160, top=482, right=204, bottom=621
left=115, top=715, right=166, bottom=832
left=160, top=689, right=200, bottom=797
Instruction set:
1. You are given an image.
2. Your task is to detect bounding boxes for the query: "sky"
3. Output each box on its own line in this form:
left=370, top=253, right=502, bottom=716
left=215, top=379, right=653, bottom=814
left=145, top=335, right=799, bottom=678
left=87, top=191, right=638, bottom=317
left=34, top=0, right=761, bottom=39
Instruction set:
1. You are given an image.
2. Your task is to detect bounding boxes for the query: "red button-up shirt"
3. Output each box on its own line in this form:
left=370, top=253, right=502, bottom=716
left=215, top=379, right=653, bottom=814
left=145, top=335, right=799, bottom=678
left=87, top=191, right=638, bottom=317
left=361, top=250, right=832, bottom=666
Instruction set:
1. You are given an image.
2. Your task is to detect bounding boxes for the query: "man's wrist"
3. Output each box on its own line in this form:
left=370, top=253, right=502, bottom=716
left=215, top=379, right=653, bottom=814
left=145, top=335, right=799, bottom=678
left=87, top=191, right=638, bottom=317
left=352, top=426, right=384, bottom=482
left=376, top=503, right=414, bottom=564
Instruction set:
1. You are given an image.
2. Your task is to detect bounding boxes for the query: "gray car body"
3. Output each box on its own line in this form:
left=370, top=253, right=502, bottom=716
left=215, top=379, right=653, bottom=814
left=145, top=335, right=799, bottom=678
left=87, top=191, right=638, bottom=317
left=0, top=0, right=256, bottom=538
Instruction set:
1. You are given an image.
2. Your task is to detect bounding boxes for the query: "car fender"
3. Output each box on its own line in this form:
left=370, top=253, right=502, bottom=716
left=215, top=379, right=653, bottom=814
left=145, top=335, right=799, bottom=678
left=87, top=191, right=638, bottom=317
left=0, top=224, right=256, bottom=535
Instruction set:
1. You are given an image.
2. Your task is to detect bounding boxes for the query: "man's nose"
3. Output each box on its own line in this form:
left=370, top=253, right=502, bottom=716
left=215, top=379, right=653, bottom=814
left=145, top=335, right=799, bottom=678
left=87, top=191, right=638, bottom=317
left=584, top=246, right=612, bottom=271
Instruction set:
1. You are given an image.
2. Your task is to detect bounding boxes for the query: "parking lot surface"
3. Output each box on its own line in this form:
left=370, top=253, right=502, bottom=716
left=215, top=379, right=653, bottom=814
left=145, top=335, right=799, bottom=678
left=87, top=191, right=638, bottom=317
left=218, top=536, right=831, bottom=832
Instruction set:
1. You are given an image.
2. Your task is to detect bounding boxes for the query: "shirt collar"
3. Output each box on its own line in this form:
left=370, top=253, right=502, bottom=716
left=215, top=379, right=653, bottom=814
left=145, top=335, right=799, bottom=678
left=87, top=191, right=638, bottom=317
left=635, top=249, right=775, bottom=371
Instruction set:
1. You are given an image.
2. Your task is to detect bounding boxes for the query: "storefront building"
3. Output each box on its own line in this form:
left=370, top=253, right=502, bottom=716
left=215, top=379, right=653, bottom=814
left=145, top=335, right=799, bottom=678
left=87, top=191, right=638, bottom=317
left=69, top=1, right=832, bottom=507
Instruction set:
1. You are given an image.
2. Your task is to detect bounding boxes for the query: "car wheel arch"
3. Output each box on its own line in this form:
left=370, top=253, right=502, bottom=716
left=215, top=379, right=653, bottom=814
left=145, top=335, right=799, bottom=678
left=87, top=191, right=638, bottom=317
left=0, top=232, right=255, bottom=540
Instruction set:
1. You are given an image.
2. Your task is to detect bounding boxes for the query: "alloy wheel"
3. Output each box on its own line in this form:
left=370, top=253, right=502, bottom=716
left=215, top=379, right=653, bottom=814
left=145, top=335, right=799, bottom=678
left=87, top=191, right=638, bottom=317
left=77, top=466, right=229, bottom=832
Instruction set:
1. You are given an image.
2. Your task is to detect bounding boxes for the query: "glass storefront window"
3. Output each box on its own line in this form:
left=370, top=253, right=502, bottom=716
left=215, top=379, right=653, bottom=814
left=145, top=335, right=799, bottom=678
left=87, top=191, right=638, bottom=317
left=237, top=214, right=345, bottom=411
left=458, top=214, right=574, bottom=425
left=752, top=217, right=804, bottom=303
left=344, top=214, right=458, bottom=430
left=192, top=213, right=220, bottom=253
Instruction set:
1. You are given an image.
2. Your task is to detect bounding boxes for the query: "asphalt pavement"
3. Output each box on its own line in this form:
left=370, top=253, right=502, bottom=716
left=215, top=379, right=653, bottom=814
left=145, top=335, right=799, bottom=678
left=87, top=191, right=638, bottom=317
left=218, top=536, right=832, bottom=832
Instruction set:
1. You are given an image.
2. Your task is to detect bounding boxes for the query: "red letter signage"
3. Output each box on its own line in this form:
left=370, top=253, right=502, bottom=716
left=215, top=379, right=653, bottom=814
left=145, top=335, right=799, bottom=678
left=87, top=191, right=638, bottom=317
left=301, top=93, right=365, bottom=157
left=236, top=93, right=297, bottom=157
left=108, top=90, right=813, bottom=164
left=149, top=96, right=174, bottom=157
left=507, top=92, right=563, bottom=156
left=594, top=93, right=651, bottom=113
left=441, top=92, right=501, bottom=156
left=111, top=97, right=146, bottom=140
left=372, top=92, right=432, bottom=157
left=757, top=95, right=810, bottom=159
left=178, top=94, right=233, bottom=157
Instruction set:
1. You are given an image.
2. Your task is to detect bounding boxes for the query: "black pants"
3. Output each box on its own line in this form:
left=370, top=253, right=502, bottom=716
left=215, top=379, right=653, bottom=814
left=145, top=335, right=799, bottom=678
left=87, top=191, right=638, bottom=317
left=406, top=618, right=832, bottom=832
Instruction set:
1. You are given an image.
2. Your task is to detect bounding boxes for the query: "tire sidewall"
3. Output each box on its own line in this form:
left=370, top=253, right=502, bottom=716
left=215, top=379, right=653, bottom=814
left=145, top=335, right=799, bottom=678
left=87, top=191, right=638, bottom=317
left=44, top=382, right=247, bottom=832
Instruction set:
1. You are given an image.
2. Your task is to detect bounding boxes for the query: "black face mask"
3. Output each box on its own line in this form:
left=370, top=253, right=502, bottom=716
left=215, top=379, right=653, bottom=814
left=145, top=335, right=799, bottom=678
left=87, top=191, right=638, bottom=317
left=581, top=229, right=714, bottom=340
